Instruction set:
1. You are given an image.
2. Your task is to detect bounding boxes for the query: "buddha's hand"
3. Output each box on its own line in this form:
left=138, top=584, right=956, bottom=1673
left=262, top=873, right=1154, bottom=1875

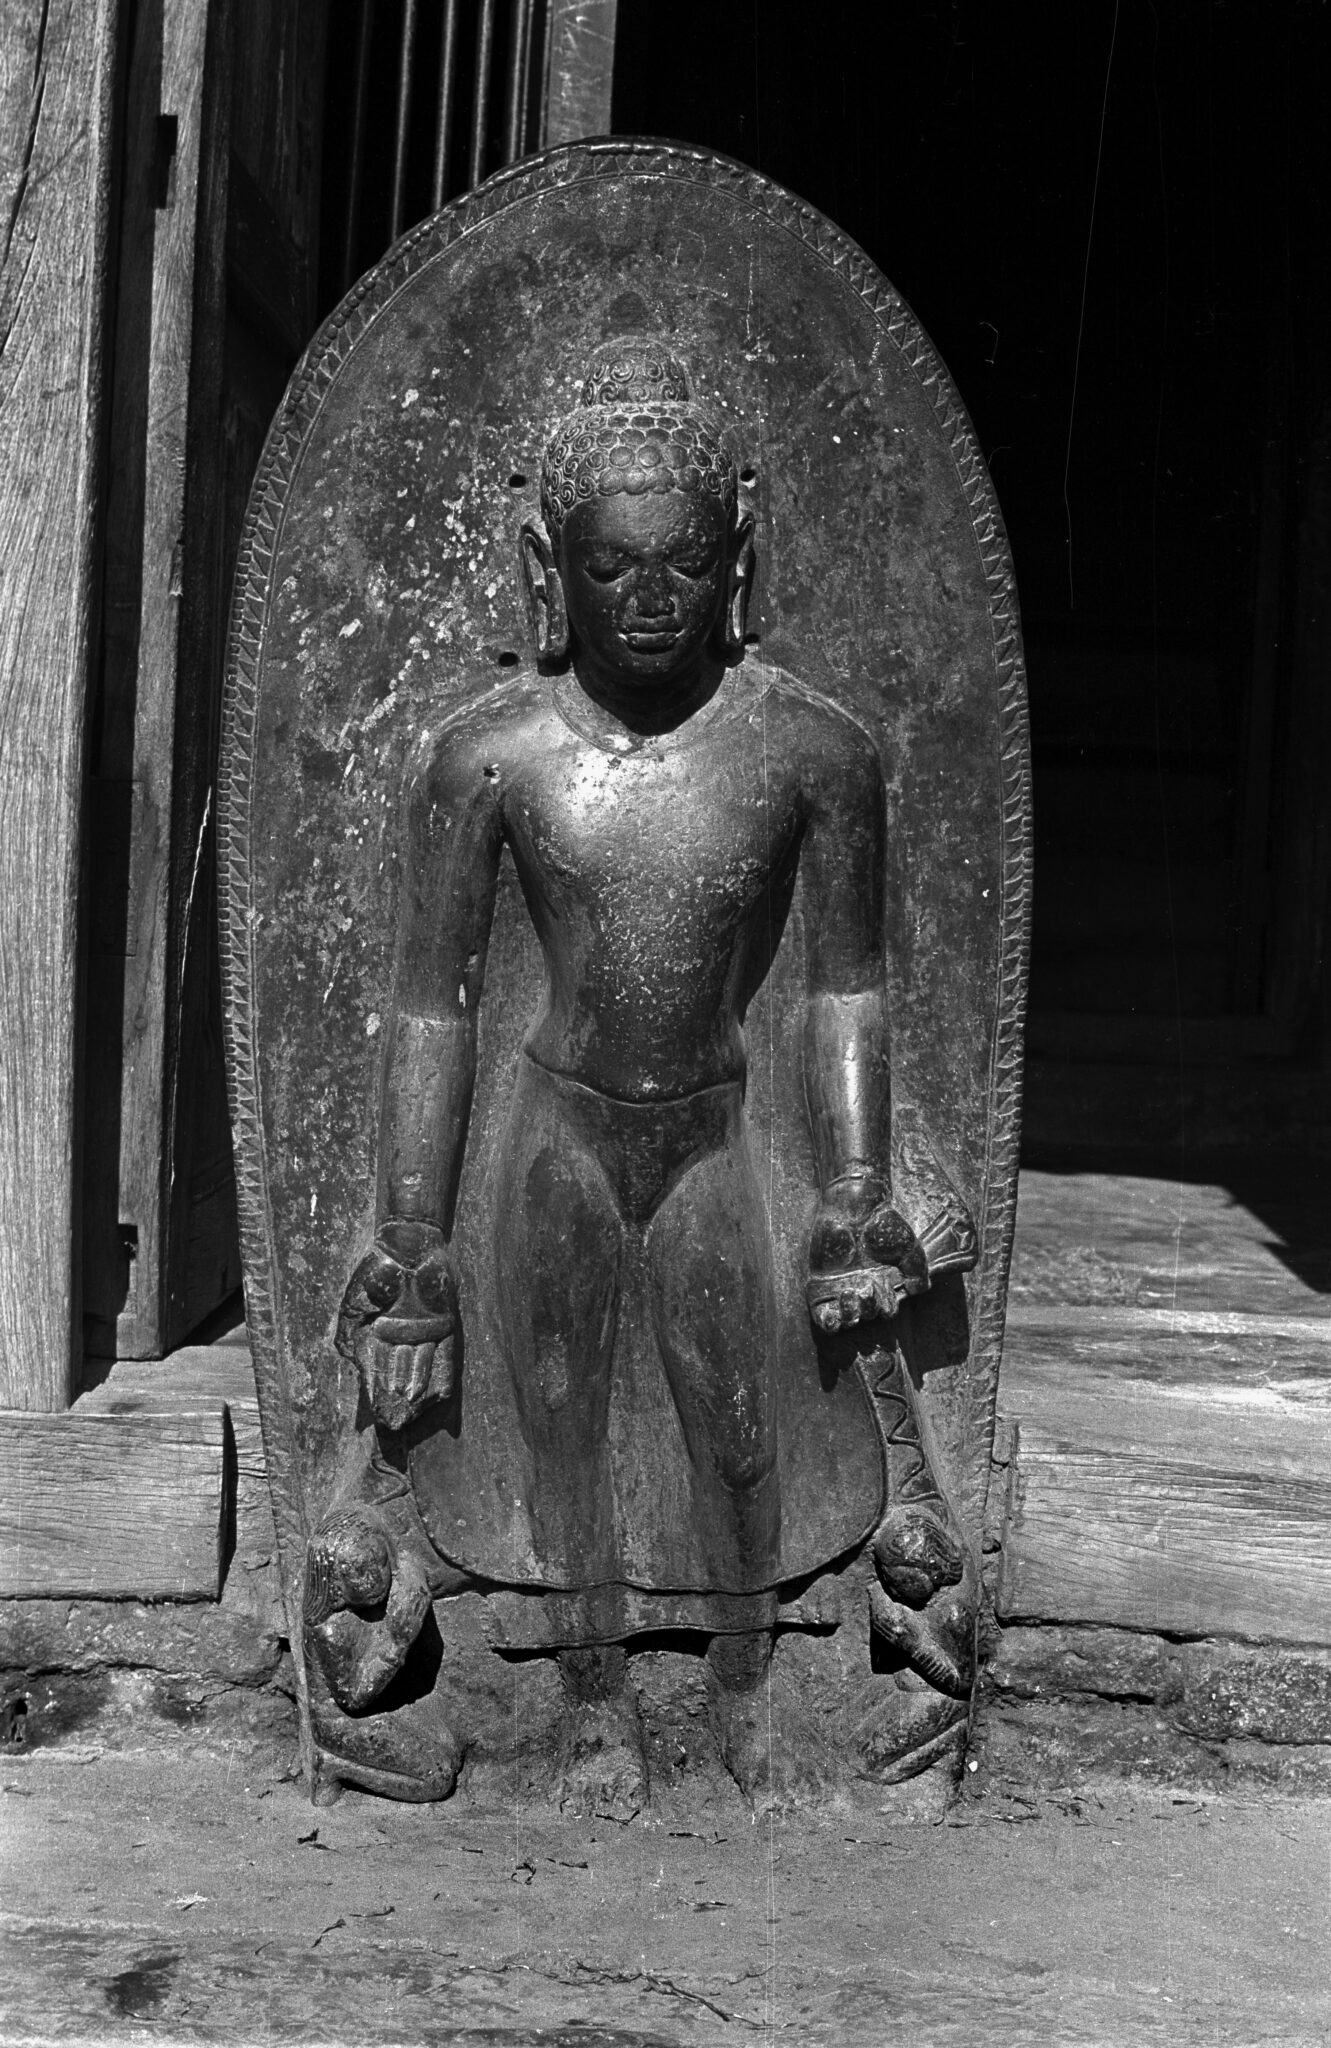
left=806, top=1174, right=929, bottom=1334
left=336, top=1219, right=460, bottom=1431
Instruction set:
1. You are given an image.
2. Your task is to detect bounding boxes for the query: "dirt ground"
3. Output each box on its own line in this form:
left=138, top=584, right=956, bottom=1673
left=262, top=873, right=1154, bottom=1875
left=2, top=1732, right=1328, bottom=2047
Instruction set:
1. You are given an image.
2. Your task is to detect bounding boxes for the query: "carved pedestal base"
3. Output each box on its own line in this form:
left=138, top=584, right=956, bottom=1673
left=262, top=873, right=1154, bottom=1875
left=305, top=1590, right=974, bottom=1814
left=298, top=1335, right=977, bottom=1812
left=299, top=1331, right=979, bottom=1812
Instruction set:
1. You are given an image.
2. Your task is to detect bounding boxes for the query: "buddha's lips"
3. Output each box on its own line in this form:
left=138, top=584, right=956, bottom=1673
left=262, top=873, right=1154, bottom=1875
left=623, top=628, right=679, bottom=651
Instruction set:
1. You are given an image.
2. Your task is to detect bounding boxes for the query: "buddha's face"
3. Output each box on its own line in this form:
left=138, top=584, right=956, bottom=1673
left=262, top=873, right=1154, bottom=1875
left=560, top=486, right=732, bottom=695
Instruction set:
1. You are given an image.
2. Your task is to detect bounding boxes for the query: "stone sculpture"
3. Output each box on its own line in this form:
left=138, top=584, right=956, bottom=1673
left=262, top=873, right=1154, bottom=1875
left=220, top=142, right=1030, bottom=1811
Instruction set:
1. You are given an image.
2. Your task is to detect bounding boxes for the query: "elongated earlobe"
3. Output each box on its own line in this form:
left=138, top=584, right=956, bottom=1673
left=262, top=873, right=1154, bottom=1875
left=520, top=520, right=570, bottom=664
left=723, top=513, right=756, bottom=656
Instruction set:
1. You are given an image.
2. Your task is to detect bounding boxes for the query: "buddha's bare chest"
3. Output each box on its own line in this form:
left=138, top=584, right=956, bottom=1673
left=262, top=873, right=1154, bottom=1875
left=502, top=739, right=803, bottom=944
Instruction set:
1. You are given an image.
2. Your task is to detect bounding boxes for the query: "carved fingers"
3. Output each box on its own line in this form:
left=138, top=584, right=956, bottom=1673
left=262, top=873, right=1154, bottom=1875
left=355, top=1335, right=451, bottom=1433
left=336, top=1220, right=460, bottom=1432
left=806, top=1185, right=930, bottom=1334
left=807, top=1264, right=900, bottom=1332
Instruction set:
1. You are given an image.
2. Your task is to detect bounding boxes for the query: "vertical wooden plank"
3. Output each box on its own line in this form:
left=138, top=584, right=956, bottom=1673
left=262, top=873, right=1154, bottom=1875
left=502, top=0, right=534, bottom=166
left=160, top=0, right=242, bottom=1356
left=0, top=0, right=120, bottom=1409
left=541, top=0, right=617, bottom=149
left=157, top=0, right=325, bottom=1357
left=82, top=0, right=236, bottom=1361
left=228, top=0, right=325, bottom=344
left=431, top=0, right=461, bottom=214
left=85, top=0, right=328, bottom=1363
left=468, top=0, right=497, bottom=189
left=82, top=0, right=169, bottom=1355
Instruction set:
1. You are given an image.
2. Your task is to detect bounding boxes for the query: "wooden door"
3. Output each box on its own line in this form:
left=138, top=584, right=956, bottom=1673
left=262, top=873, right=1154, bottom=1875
left=2, top=0, right=611, bottom=1405
left=81, top=0, right=326, bottom=1363
left=0, top=0, right=120, bottom=1409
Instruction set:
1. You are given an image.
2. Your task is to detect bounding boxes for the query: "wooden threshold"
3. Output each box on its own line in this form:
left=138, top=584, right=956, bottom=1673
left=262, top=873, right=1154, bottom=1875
left=998, top=1165, right=1331, bottom=1647
left=0, top=1335, right=256, bottom=1603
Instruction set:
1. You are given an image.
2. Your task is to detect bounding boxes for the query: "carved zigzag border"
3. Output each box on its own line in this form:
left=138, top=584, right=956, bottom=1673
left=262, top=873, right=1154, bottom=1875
left=218, top=140, right=1031, bottom=1605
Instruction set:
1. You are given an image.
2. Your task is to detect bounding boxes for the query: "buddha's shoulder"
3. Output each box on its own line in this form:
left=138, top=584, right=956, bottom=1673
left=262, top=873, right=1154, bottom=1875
left=411, top=673, right=560, bottom=785
left=757, top=666, right=880, bottom=768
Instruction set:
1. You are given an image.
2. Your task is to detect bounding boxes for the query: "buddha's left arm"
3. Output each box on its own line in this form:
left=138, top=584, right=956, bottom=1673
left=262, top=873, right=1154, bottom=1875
left=799, top=715, right=928, bottom=1329
left=800, top=717, right=891, bottom=1193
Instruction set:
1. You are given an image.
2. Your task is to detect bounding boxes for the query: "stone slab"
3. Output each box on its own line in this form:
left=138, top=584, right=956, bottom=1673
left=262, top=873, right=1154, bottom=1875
left=1, top=1755, right=1328, bottom=2045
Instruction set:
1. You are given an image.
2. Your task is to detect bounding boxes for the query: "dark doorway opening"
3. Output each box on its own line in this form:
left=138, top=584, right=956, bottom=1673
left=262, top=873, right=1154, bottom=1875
left=615, top=1, right=1331, bottom=1157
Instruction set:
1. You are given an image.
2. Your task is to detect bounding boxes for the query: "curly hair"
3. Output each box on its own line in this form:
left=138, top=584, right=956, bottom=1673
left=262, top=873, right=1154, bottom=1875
left=540, top=337, right=738, bottom=539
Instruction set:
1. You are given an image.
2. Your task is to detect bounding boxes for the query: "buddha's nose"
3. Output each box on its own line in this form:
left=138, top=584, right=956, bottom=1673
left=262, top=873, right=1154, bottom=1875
left=634, top=565, right=673, bottom=616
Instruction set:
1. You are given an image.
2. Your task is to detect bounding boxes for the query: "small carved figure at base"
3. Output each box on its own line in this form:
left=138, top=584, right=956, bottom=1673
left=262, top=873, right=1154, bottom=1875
left=303, top=1507, right=462, bottom=1803
left=307, top=1668, right=463, bottom=1806
left=852, top=1346, right=979, bottom=1784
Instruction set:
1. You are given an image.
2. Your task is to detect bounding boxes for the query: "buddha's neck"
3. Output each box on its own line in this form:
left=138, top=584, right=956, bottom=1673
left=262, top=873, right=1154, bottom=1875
left=568, top=659, right=727, bottom=737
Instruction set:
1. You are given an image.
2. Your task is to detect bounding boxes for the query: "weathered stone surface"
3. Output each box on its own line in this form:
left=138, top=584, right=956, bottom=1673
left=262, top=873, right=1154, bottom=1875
left=5, top=1751, right=1331, bottom=2046
left=0, top=1664, right=296, bottom=1760
left=1176, top=1643, right=1331, bottom=1746
left=0, top=1600, right=285, bottom=1689
left=983, top=1624, right=1331, bottom=1789
left=992, top=1624, right=1185, bottom=1706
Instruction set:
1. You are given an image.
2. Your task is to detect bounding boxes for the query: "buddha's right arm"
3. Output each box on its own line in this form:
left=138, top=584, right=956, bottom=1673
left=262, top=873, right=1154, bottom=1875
left=376, top=746, right=504, bottom=1235
left=379, top=1012, right=478, bottom=1232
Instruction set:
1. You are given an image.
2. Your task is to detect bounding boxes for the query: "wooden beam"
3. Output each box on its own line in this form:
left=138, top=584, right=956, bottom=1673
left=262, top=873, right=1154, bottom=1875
left=1010, top=1165, right=1331, bottom=1322
left=0, top=1408, right=225, bottom=1598
left=997, top=1422, right=1331, bottom=1646
left=0, top=0, right=120, bottom=1407
left=998, top=1288, right=1331, bottom=1646
left=1005, top=1304, right=1331, bottom=1426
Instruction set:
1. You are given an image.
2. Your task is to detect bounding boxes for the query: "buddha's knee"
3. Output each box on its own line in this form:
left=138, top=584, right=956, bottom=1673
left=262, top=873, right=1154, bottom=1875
left=714, top=1431, right=778, bottom=1496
